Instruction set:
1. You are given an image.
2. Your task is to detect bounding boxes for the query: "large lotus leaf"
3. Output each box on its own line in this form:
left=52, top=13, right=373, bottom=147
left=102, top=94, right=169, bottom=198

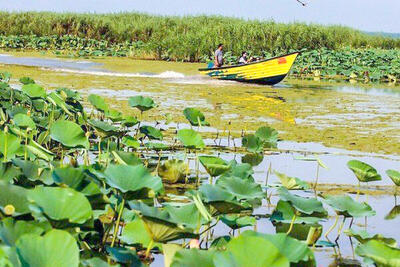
left=278, top=187, right=327, bottom=216
left=88, top=94, right=109, bottom=112
left=21, top=83, right=46, bottom=98
left=214, top=232, right=290, bottom=267
left=164, top=203, right=206, bottom=229
left=255, top=126, right=278, bottom=148
left=323, top=195, right=375, bottom=218
left=356, top=240, right=400, bottom=267
left=129, top=201, right=198, bottom=242
left=120, top=216, right=156, bottom=248
left=347, top=160, right=381, bottom=182
left=220, top=214, right=256, bottom=230
left=183, top=108, right=210, bottom=126
left=241, top=231, right=316, bottom=266
left=16, top=229, right=79, bottom=267
left=0, top=183, right=30, bottom=216
left=128, top=96, right=156, bottom=112
left=52, top=166, right=101, bottom=196
left=177, top=129, right=204, bottom=149
left=50, top=120, right=89, bottom=149
left=271, top=200, right=323, bottom=224
left=0, top=131, right=21, bottom=161
left=197, top=184, right=252, bottom=214
left=28, top=186, right=93, bottom=224
left=386, top=169, right=400, bottom=186
left=221, top=161, right=254, bottom=180
left=0, top=218, right=50, bottom=246
left=242, top=134, right=263, bottom=153
left=19, top=77, right=35, bottom=85
left=88, top=119, right=121, bottom=138
left=103, top=164, right=163, bottom=194
left=112, top=151, right=143, bottom=166
left=158, top=159, right=189, bottom=183
left=26, top=139, right=54, bottom=161
left=198, top=156, right=231, bottom=177
left=13, top=114, right=36, bottom=130
left=345, top=228, right=397, bottom=248
left=140, top=125, right=163, bottom=140
left=274, top=221, right=323, bottom=246
left=171, top=249, right=216, bottom=267
left=274, top=171, right=310, bottom=190
left=216, top=176, right=265, bottom=201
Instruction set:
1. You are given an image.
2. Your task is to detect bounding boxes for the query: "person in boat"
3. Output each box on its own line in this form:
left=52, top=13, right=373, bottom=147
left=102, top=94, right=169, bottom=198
left=238, top=51, right=249, bottom=64
left=214, top=43, right=224, bottom=68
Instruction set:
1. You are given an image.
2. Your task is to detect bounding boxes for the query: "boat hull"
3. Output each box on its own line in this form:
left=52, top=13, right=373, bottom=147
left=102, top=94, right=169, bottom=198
left=199, top=52, right=299, bottom=85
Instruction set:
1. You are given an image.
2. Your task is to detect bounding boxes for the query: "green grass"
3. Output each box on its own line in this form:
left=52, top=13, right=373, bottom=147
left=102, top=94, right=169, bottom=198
left=0, top=11, right=400, bottom=62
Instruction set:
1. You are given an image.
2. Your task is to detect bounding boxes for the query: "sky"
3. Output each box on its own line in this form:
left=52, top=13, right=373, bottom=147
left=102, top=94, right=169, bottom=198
left=1, top=0, right=399, bottom=33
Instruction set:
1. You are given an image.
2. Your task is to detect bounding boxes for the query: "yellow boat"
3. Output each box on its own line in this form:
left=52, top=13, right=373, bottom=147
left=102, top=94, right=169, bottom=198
left=198, top=52, right=299, bottom=85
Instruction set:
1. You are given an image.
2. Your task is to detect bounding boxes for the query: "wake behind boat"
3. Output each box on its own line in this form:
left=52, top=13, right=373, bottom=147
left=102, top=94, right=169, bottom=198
left=198, top=52, right=299, bottom=85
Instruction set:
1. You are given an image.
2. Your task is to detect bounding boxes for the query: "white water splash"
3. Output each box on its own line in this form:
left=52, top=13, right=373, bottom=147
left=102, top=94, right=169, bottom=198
left=44, top=67, right=185, bottom=78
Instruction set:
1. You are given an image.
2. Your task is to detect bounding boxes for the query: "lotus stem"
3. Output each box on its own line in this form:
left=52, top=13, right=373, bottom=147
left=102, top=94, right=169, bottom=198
left=195, top=151, right=200, bottom=186
left=286, top=214, right=296, bottom=235
left=335, top=217, right=346, bottom=243
left=324, top=214, right=339, bottom=239
left=3, top=126, right=7, bottom=162
left=313, top=163, right=320, bottom=193
left=98, top=137, right=102, bottom=163
left=24, top=129, right=28, bottom=160
left=110, top=198, right=125, bottom=247
left=265, top=162, right=272, bottom=187
left=145, top=239, right=154, bottom=258
left=356, top=181, right=360, bottom=201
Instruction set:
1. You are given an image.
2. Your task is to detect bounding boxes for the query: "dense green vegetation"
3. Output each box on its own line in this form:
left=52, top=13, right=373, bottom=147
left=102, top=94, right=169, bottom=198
left=1, top=11, right=400, bottom=61
left=0, top=71, right=399, bottom=266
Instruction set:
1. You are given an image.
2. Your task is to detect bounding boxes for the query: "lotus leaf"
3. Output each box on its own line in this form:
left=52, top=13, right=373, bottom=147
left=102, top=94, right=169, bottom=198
left=347, top=160, right=381, bottom=182
left=241, top=153, right=264, bottom=167
left=88, top=94, right=109, bottom=112
left=214, top=232, right=290, bottom=267
left=13, top=113, right=36, bottom=130
left=0, top=218, right=50, bottom=246
left=106, top=247, right=144, bottom=266
left=103, top=164, right=163, bottom=194
left=345, top=228, right=397, bottom=247
left=121, top=136, right=140, bottom=149
left=177, top=129, right=204, bottom=149
left=16, top=229, right=79, bottom=267
left=21, top=83, right=46, bottom=98
left=129, top=201, right=198, bottom=242
left=183, top=107, right=210, bottom=126
left=52, top=166, right=101, bottom=196
left=356, top=240, right=400, bottom=267
left=242, top=134, right=263, bottom=153
left=198, top=156, right=230, bottom=177
left=274, top=171, right=310, bottom=190
left=278, top=187, right=327, bottom=216
left=0, top=131, right=21, bottom=161
left=255, top=126, right=278, bottom=148
left=88, top=119, right=121, bottom=138
left=386, top=169, right=400, bottom=186
left=323, top=194, right=375, bottom=218
left=220, top=214, right=256, bottom=230
left=171, top=249, right=216, bottom=267
left=158, top=159, right=189, bottom=183
left=128, top=96, right=156, bottom=112
left=28, top=186, right=93, bottom=224
left=385, top=205, right=400, bottom=220
left=140, top=125, right=163, bottom=140
left=50, top=120, right=89, bottom=149
left=19, top=77, right=35, bottom=85
left=216, top=176, right=265, bottom=201
left=0, top=183, right=30, bottom=216
left=111, top=151, right=142, bottom=166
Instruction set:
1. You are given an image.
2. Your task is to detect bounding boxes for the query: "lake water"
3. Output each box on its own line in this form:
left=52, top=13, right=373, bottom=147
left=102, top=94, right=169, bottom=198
left=1, top=51, right=399, bottom=266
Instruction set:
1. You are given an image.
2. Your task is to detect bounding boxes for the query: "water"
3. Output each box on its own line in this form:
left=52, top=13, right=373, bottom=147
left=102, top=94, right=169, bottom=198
left=1, top=51, right=400, bottom=266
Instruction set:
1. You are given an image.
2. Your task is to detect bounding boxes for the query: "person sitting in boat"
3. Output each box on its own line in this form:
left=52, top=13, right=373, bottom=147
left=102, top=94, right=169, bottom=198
left=238, top=51, right=249, bottom=64
left=214, top=43, right=224, bottom=68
